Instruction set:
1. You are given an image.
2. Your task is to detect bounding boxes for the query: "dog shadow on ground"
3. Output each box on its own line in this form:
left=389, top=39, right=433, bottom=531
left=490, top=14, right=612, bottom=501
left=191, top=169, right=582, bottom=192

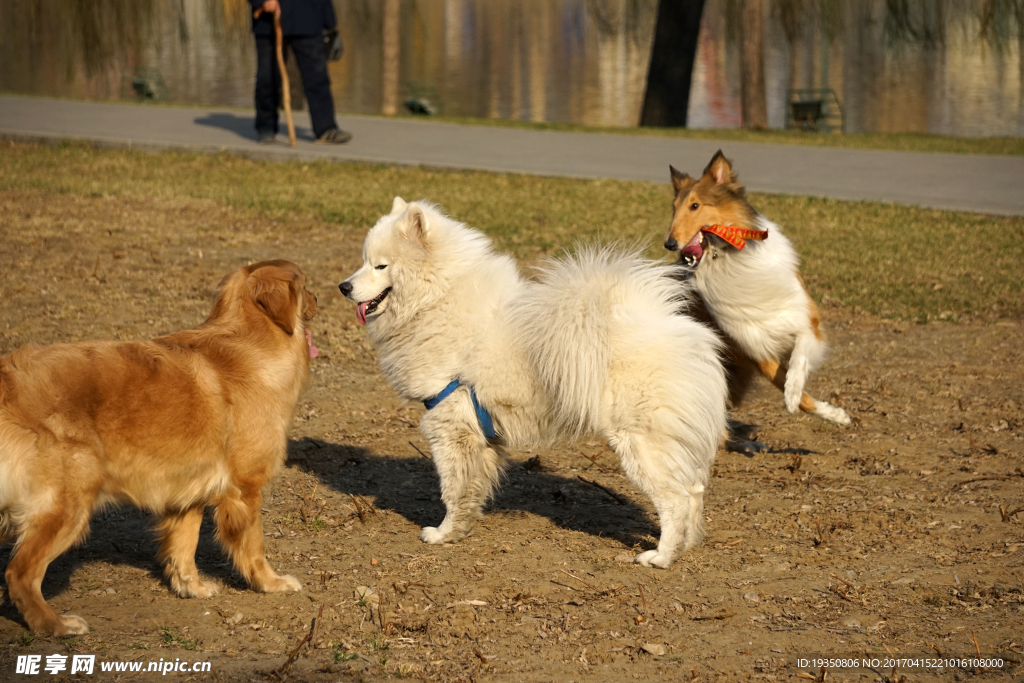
left=0, top=495, right=301, bottom=631
left=0, top=436, right=653, bottom=631
left=289, top=437, right=658, bottom=552
left=0, top=445, right=380, bottom=631
left=193, top=112, right=316, bottom=143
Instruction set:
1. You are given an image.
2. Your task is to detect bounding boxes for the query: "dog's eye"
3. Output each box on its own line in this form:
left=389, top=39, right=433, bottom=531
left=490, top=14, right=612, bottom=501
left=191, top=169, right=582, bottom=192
left=689, top=202, right=699, bottom=211
left=375, top=264, right=387, bottom=270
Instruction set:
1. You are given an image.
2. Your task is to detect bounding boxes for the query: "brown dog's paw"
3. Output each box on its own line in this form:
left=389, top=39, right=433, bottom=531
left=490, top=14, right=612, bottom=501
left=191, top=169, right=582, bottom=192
left=52, top=614, right=90, bottom=636
left=260, top=574, right=302, bottom=593
left=172, top=578, right=220, bottom=599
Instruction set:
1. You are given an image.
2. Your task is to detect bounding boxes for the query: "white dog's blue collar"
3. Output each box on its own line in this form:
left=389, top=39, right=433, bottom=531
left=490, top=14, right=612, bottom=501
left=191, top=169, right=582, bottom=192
left=423, top=380, right=497, bottom=440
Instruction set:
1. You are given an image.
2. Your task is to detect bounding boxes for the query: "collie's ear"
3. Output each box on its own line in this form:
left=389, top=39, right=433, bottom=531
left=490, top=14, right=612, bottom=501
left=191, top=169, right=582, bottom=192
left=248, top=266, right=298, bottom=335
left=390, top=196, right=408, bottom=215
left=400, top=203, right=429, bottom=244
left=670, top=165, right=695, bottom=193
left=703, top=150, right=736, bottom=185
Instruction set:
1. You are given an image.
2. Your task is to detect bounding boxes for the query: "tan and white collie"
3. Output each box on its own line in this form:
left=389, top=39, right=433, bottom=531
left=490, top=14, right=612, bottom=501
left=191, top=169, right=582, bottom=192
left=663, top=151, right=850, bottom=452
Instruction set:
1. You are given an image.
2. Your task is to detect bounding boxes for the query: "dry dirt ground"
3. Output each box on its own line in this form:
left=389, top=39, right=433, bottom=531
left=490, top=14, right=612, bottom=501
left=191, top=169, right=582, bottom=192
left=1, top=190, right=1022, bottom=682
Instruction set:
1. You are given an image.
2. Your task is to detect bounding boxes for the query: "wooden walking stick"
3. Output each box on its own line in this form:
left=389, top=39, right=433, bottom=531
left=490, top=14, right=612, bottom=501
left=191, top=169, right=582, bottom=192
left=254, top=7, right=296, bottom=146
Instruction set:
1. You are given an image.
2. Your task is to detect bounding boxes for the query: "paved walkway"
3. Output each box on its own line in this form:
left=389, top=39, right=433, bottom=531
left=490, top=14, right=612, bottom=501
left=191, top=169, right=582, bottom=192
left=2, top=95, right=1022, bottom=215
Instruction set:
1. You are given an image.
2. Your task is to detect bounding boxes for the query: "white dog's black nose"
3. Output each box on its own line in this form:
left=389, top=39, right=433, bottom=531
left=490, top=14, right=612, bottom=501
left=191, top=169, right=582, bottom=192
left=664, top=237, right=678, bottom=251
left=339, top=281, right=353, bottom=296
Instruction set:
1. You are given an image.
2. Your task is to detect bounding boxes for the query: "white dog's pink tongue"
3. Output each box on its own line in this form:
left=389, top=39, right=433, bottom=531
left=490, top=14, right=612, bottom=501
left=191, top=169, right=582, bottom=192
left=681, top=232, right=703, bottom=260
left=356, top=302, right=368, bottom=326
left=305, top=329, right=319, bottom=358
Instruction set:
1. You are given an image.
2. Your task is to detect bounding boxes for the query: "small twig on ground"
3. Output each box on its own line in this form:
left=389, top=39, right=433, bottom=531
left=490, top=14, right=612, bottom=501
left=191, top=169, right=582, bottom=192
left=972, top=631, right=982, bottom=658
left=815, top=518, right=828, bottom=546
left=559, top=568, right=596, bottom=590
left=829, top=573, right=853, bottom=589
left=278, top=603, right=324, bottom=674
left=952, top=474, right=1021, bottom=491
left=409, top=441, right=431, bottom=459
left=472, top=647, right=490, bottom=664
left=550, top=580, right=580, bottom=592
left=358, top=494, right=383, bottom=516
left=578, top=448, right=612, bottom=472
left=883, top=644, right=899, bottom=681
left=638, top=584, right=648, bottom=614
left=999, top=504, right=1024, bottom=522
left=828, top=573, right=868, bottom=607
left=349, top=494, right=367, bottom=523
left=378, top=587, right=387, bottom=633
left=576, top=476, right=628, bottom=505
left=298, top=484, right=321, bottom=525
left=692, top=609, right=735, bottom=621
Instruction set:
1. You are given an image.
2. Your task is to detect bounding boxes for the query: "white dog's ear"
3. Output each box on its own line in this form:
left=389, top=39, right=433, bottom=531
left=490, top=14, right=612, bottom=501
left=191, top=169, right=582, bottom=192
left=402, top=203, right=428, bottom=243
left=390, top=196, right=408, bottom=215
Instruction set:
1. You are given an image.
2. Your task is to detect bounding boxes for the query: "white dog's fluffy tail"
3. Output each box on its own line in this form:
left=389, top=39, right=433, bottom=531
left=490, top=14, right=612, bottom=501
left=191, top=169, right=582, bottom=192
left=510, top=247, right=726, bottom=452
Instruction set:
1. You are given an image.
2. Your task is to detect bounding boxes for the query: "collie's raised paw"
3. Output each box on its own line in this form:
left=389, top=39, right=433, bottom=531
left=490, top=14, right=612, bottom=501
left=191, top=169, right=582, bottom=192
left=815, top=401, right=852, bottom=426
left=635, top=550, right=674, bottom=569
left=419, top=526, right=447, bottom=544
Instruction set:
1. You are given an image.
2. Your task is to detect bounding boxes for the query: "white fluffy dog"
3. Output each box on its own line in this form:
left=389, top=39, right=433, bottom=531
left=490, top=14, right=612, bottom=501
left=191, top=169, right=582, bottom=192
left=340, top=199, right=727, bottom=568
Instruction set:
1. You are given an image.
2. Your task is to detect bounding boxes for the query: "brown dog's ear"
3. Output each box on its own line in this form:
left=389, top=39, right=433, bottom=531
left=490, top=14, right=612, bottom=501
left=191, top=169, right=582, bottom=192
left=703, top=150, right=736, bottom=185
left=248, top=267, right=298, bottom=335
left=670, top=165, right=695, bottom=194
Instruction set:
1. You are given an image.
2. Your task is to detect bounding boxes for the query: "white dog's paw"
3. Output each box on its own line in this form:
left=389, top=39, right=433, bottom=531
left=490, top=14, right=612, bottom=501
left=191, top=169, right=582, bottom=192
left=419, top=526, right=447, bottom=544
left=635, top=550, right=674, bottom=569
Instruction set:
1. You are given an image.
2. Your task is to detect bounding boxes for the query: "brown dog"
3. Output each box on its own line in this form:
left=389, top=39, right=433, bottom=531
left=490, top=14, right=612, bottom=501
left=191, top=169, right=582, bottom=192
left=0, top=260, right=317, bottom=635
left=664, top=152, right=850, bottom=453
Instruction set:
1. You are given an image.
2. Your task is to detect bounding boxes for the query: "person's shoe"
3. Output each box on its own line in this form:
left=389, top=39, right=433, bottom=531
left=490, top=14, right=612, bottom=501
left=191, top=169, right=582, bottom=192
left=317, top=128, right=352, bottom=144
left=257, top=131, right=276, bottom=144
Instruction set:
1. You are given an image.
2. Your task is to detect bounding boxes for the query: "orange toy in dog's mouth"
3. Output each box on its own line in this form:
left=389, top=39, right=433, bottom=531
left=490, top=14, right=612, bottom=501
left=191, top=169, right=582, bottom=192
left=681, top=224, right=768, bottom=266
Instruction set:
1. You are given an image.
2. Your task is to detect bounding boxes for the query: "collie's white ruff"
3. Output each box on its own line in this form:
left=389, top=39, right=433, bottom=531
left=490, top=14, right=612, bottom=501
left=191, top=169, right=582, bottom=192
left=342, top=199, right=728, bottom=568
left=691, top=217, right=850, bottom=424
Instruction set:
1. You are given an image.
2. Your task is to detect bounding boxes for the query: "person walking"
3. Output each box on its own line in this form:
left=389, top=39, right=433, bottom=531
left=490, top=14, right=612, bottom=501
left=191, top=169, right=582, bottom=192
left=250, top=0, right=351, bottom=144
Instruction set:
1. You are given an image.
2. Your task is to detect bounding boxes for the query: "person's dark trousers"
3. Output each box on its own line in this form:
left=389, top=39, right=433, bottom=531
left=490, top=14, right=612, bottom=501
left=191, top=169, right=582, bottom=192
left=254, top=35, right=339, bottom=139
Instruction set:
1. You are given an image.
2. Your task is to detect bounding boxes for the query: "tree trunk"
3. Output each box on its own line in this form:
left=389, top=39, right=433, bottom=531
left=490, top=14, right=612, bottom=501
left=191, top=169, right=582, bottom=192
left=381, top=0, right=400, bottom=116
left=639, top=0, right=706, bottom=128
left=740, top=0, right=767, bottom=129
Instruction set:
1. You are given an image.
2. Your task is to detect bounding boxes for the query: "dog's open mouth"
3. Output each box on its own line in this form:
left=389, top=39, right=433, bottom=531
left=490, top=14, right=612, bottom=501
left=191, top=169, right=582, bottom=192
left=680, top=231, right=708, bottom=268
left=356, top=287, right=391, bottom=325
left=305, top=328, right=319, bottom=358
